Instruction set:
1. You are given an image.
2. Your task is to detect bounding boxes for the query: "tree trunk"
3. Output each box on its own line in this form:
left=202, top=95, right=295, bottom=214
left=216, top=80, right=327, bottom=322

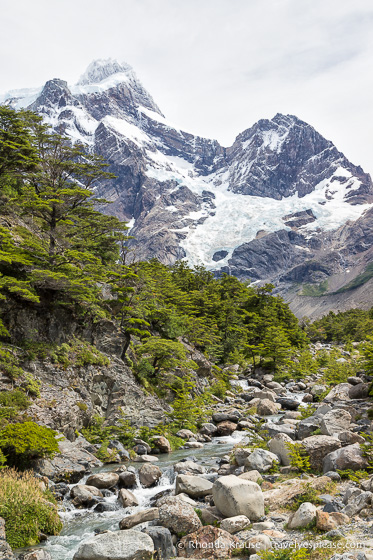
left=121, top=332, right=131, bottom=361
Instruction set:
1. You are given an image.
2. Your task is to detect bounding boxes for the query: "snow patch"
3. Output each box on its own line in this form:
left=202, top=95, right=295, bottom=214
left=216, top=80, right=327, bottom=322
left=103, top=116, right=151, bottom=147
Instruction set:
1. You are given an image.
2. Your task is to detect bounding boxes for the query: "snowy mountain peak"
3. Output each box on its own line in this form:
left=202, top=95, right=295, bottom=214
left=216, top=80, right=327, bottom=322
left=76, top=58, right=136, bottom=86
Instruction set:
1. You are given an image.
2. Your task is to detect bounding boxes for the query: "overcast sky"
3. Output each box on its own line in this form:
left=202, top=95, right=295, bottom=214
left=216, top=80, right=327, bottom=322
left=1, top=0, right=373, bottom=173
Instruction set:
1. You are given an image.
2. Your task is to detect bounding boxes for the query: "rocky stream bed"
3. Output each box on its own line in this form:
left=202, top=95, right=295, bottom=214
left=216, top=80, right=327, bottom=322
left=6, top=364, right=373, bottom=560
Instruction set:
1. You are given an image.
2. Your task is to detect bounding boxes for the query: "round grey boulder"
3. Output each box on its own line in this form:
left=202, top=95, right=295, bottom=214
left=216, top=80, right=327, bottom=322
left=73, top=530, right=154, bottom=560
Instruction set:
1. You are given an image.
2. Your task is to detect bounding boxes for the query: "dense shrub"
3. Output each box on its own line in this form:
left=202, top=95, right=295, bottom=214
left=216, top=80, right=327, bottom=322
left=0, top=468, right=62, bottom=548
left=0, top=421, right=59, bottom=468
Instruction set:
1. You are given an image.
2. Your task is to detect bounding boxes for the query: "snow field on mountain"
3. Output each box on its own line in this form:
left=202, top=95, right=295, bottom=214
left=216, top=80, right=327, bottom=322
left=145, top=151, right=371, bottom=270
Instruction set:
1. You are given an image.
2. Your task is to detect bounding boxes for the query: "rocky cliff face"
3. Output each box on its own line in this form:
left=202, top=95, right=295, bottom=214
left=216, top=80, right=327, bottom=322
left=2, top=58, right=373, bottom=316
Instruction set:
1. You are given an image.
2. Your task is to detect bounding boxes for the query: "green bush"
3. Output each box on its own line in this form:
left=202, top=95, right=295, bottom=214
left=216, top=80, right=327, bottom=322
left=0, top=468, right=62, bottom=548
left=259, top=548, right=309, bottom=560
left=285, top=442, right=311, bottom=473
left=287, top=482, right=323, bottom=511
left=0, top=421, right=59, bottom=468
left=0, top=346, right=23, bottom=380
left=0, top=389, right=30, bottom=421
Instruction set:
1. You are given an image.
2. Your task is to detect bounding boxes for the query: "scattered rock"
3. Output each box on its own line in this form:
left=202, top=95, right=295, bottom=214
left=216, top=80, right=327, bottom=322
left=302, top=435, right=341, bottom=471
left=287, top=502, right=317, bottom=529
left=268, top=433, right=293, bottom=466
left=158, top=498, right=202, bottom=535
left=342, top=491, right=372, bottom=517
left=132, top=455, right=159, bottom=462
left=175, top=474, right=213, bottom=498
left=178, top=526, right=239, bottom=558
left=220, top=515, right=250, bottom=534
left=142, top=527, right=176, bottom=560
left=323, top=443, right=368, bottom=473
left=70, top=484, right=103, bottom=507
left=119, top=508, right=159, bottom=529
left=316, top=510, right=336, bottom=531
left=320, top=409, right=351, bottom=436
left=174, top=461, right=205, bottom=475
left=245, top=448, right=279, bottom=472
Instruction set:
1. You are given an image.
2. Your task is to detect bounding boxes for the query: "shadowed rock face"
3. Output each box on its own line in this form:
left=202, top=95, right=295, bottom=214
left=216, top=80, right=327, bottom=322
left=4, top=59, right=373, bottom=314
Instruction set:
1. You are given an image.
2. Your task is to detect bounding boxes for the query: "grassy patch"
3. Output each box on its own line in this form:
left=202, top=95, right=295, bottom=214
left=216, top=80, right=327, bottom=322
left=334, top=263, right=373, bottom=293
left=301, top=281, right=329, bottom=297
left=0, top=468, right=62, bottom=548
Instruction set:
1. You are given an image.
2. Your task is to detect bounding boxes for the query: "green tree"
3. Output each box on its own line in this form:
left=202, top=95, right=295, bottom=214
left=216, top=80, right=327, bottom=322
left=137, top=337, right=196, bottom=377
left=261, top=326, right=292, bottom=369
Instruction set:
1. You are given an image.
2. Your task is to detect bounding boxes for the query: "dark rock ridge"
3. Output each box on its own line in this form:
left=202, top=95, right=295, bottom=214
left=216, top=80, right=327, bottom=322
left=2, top=58, right=373, bottom=317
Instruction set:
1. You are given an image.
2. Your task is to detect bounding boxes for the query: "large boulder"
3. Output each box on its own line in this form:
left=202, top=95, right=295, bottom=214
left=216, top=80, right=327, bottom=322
left=118, top=488, right=139, bottom=508
left=261, top=422, right=295, bottom=439
left=119, top=508, right=159, bottom=529
left=323, top=444, right=368, bottom=473
left=296, top=417, right=321, bottom=440
left=287, top=502, right=317, bottom=529
left=276, top=397, right=300, bottom=410
left=158, top=497, right=202, bottom=535
left=73, top=530, right=154, bottom=560
left=32, top=438, right=102, bottom=483
left=138, top=464, right=162, bottom=488
left=175, top=474, right=213, bottom=498
left=118, top=471, right=137, bottom=489
left=86, top=472, right=119, bottom=489
left=216, top=421, right=237, bottom=436
left=324, top=384, right=351, bottom=402
left=212, top=475, right=264, bottom=521
left=301, top=435, right=341, bottom=472
left=142, top=527, right=175, bottom=560
left=268, top=433, right=293, bottom=466
left=253, top=390, right=276, bottom=402
left=245, top=448, right=279, bottom=472
left=70, top=484, right=103, bottom=507
left=349, top=383, right=370, bottom=399
left=174, top=461, right=205, bottom=475
left=199, top=423, right=218, bottom=437
left=178, top=526, right=239, bottom=558
left=152, top=436, right=171, bottom=454
left=257, top=399, right=280, bottom=416
left=233, top=448, right=252, bottom=467
left=320, top=409, right=351, bottom=436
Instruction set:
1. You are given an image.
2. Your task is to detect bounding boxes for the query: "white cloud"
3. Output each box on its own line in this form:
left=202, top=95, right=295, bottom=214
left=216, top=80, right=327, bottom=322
left=1, top=0, right=373, bottom=173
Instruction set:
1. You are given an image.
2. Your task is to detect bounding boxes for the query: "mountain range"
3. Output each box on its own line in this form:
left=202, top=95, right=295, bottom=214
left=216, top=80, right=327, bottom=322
left=2, top=58, right=373, bottom=318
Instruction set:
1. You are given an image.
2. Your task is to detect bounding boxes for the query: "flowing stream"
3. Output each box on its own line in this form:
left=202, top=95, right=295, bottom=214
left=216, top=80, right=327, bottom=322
left=27, top=431, right=251, bottom=560
left=20, top=380, right=305, bottom=560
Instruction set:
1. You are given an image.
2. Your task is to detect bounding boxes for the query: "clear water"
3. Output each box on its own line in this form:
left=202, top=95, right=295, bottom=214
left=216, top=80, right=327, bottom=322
left=25, top=431, right=249, bottom=560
